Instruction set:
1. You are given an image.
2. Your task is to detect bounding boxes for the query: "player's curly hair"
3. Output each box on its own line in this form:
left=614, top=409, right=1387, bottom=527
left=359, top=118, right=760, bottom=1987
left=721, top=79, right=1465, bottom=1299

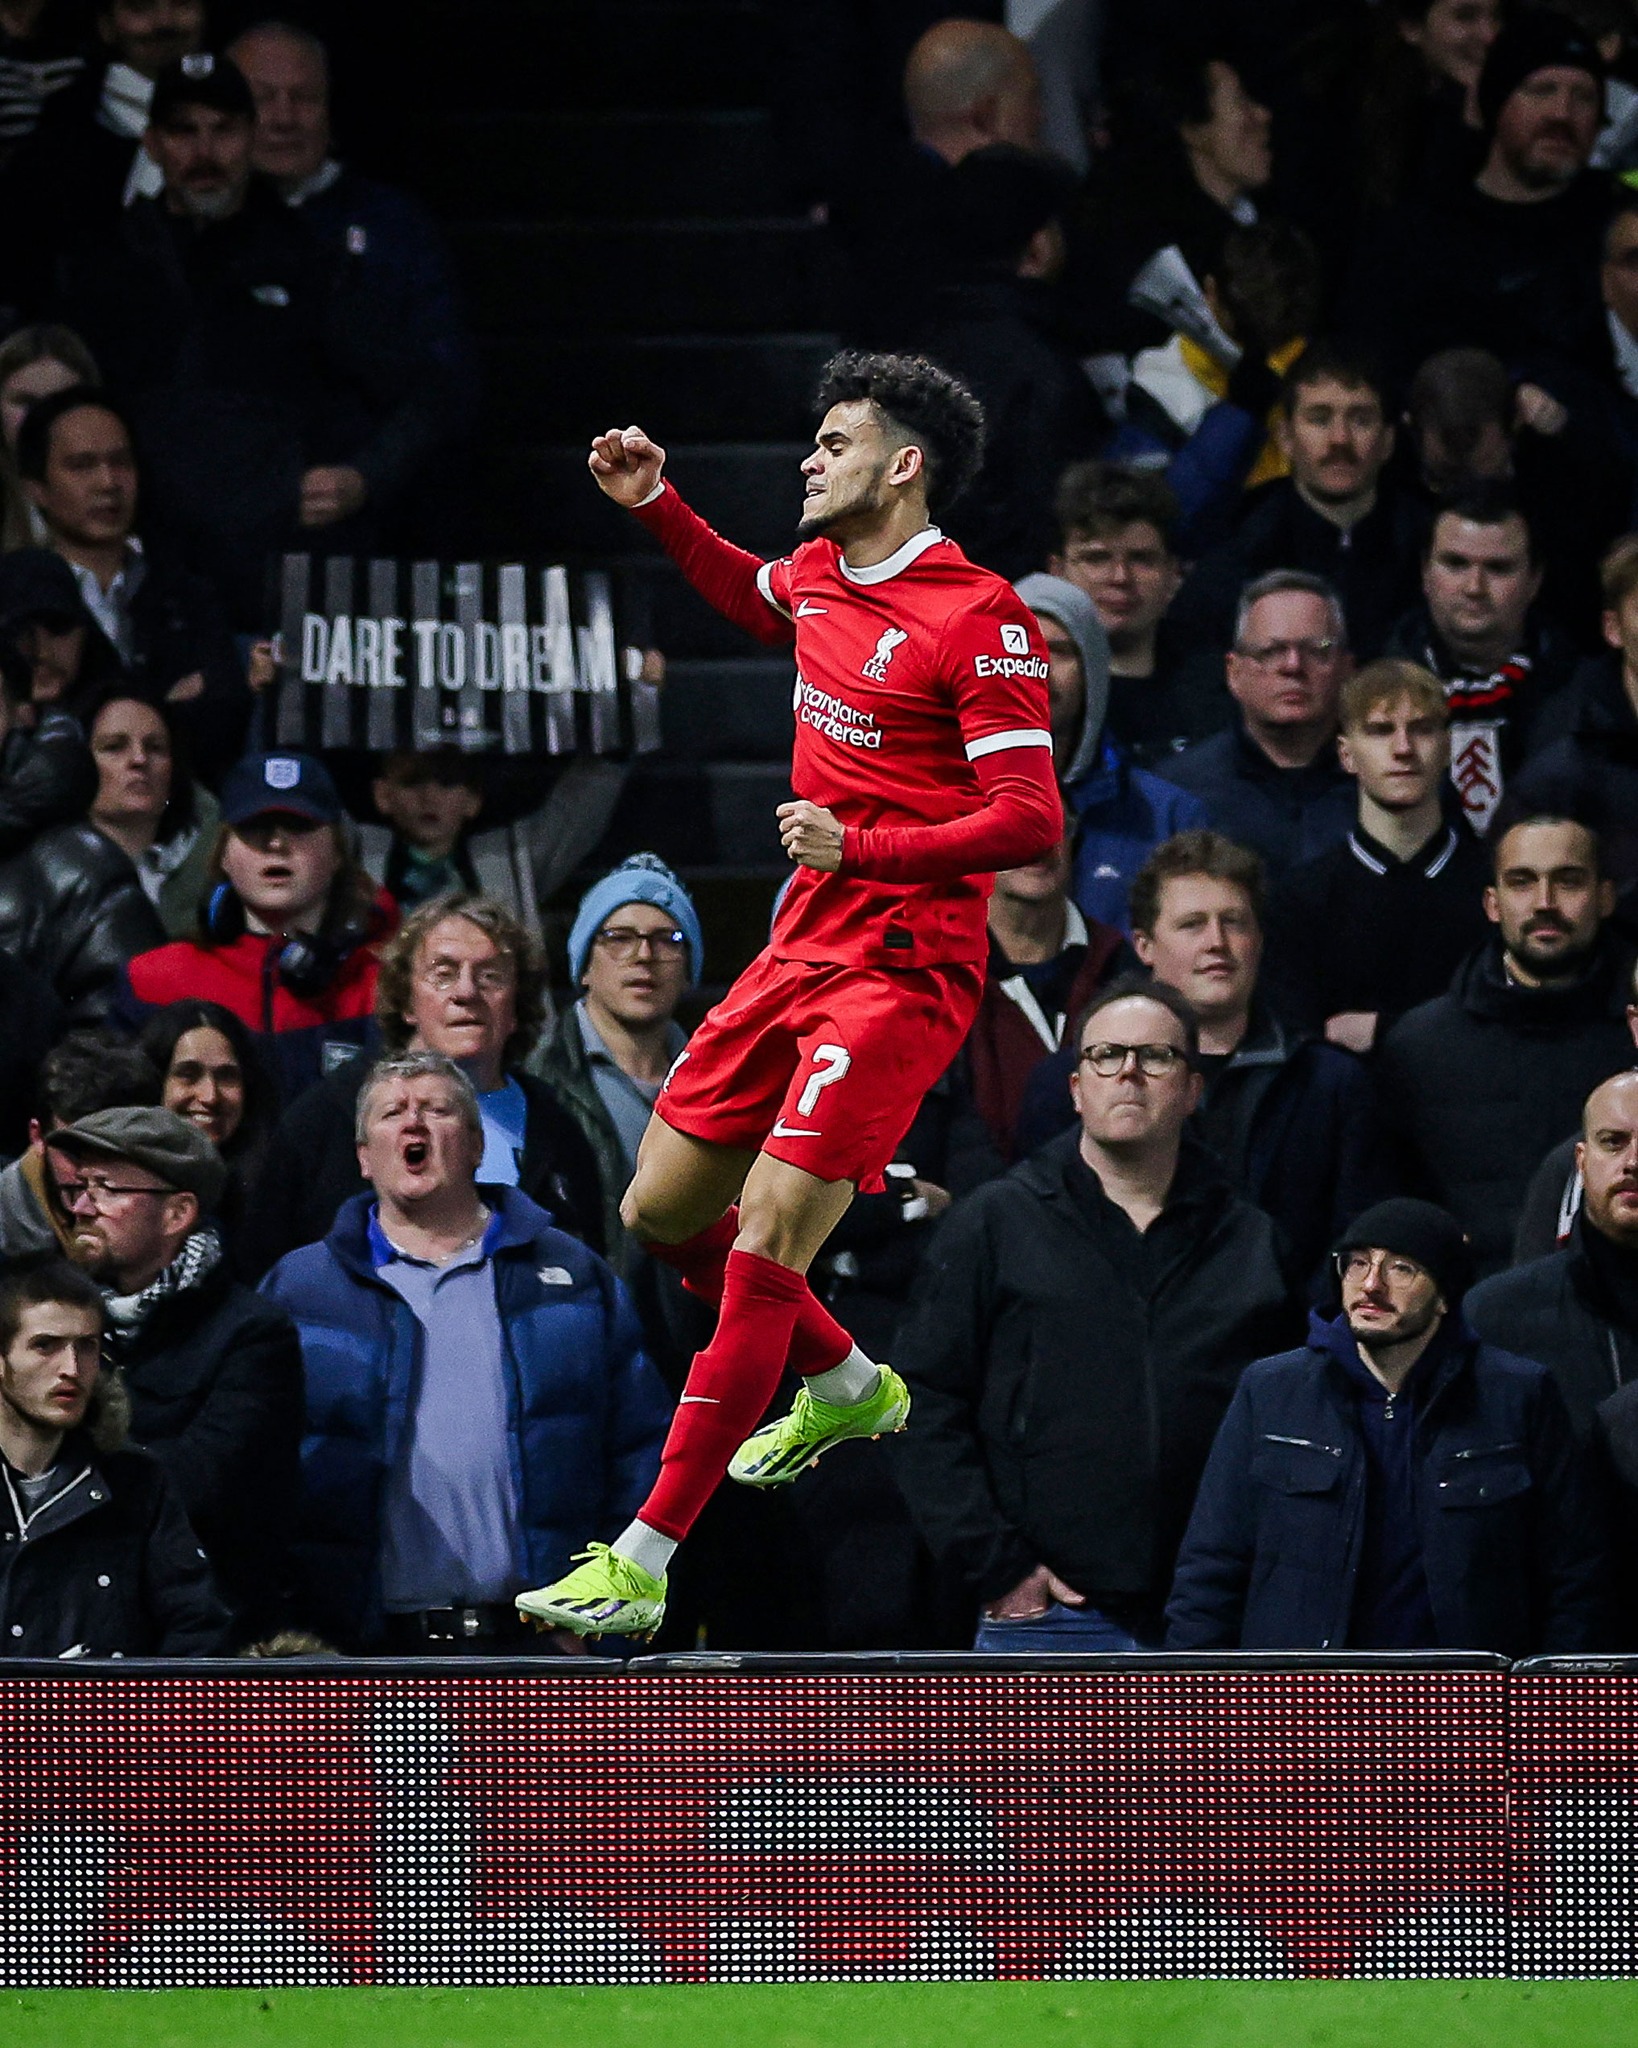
left=814, top=350, right=986, bottom=514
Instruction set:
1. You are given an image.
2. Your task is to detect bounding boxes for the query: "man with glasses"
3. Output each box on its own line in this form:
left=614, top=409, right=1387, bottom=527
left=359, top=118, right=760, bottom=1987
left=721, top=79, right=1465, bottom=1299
left=1157, top=569, right=1357, bottom=876
left=519, top=856, right=700, bottom=1265
left=50, top=1102, right=302, bottom=1641
left=1016, top=829, right=1391, bottom=1289
left=240, top=892, right=604, bottom=1279
left=895, top=975, right=1292, bottom=1652
left=1047, top=464, right=1207, bottom=770
left=1168, top=1198, right=1606, bottom=1654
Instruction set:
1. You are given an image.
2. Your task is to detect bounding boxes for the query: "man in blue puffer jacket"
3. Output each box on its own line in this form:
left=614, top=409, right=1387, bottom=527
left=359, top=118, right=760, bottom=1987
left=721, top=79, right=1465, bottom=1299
left=261, top=1048, right=670, bottom=1651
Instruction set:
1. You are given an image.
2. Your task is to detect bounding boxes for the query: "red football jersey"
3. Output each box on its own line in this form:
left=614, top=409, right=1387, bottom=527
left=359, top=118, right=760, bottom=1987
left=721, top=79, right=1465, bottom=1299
left=753, top=525, right=1054, bottom=968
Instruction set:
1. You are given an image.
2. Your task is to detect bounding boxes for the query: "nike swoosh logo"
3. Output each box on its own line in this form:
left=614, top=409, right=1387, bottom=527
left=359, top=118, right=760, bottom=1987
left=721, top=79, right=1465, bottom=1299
left=796, top=600, right=827, bottom=616
left=771, top=1120, right=821, bottom=1138
left=679, top=1395, right=721, bottom=1405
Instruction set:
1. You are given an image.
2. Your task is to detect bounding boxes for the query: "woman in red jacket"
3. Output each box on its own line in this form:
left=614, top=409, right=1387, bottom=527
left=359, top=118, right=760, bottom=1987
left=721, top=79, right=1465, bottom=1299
left=122, top=752, right=394, bottom=1106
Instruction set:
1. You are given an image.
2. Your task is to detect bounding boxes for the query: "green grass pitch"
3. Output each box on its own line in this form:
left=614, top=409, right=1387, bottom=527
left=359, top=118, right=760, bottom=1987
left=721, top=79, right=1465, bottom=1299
left=4, top=1982, right=1637, bottom=2048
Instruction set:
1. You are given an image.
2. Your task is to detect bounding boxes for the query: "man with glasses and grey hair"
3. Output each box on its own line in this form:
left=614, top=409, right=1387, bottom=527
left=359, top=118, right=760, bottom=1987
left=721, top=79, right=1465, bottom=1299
left=260, top=1049, right=670, bottom=1654
left=894, top=973, right=1293, bottom=1652
left=1168, top=1197, right=1606, bottom=1655
left=1157, top=569, right=1358, bottom=875
left=240, top=891, right=604, bottom=1279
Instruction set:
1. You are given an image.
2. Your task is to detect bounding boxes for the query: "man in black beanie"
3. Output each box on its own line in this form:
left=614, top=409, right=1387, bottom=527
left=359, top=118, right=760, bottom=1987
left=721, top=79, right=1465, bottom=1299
left=1167, top=1196, right=1608, bottom=1655
left=1344, top=11, right=1611, bottom=388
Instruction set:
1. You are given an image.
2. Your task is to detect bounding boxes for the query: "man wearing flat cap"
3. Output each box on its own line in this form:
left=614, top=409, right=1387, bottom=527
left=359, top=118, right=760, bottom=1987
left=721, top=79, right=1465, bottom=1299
left=49, top=1103, right=303, bottom=1641
left=1167, top=1197, right=1608, bottom=1655
left=1345, top=11, right=1612, bottom=388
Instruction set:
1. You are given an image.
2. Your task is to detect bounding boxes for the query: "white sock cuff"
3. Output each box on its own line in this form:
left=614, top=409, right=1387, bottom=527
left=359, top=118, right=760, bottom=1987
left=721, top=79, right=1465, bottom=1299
left=804, top=1345, right=882, bottom=1407
left=613, top=1519, right=677, bottom=1578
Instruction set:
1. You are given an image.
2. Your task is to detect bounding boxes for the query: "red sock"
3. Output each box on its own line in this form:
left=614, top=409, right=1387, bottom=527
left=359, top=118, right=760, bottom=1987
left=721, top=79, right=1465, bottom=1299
left=647, top=1212, right=854, bottom=1377
left=641, top=1249, right=813, bottom=1540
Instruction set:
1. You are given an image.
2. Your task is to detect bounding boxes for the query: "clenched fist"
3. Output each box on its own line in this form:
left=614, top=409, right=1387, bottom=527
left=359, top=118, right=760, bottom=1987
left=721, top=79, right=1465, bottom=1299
left=778, top=799, right=845, bottom=872
left=588, top=425, right=667, bottom=507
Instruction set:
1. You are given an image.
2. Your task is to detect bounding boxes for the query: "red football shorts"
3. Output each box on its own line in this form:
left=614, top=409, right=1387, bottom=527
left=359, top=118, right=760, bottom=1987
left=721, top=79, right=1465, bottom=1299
left=653, top=948, right=984, bottom=1191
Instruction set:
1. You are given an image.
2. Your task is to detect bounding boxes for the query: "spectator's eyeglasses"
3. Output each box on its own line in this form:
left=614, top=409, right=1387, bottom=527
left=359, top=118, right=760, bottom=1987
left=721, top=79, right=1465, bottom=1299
left=1336, top=1250, right=1426, bottom=1289
left=1077, top=1042, right=1188, bottom=1078
left=594, top=925, right=688, bottom=963
left=1234, top=637, right=1339, bottom=667
left=55, top=1178, right=176, bottom=1212
left=417, top=959, right=514, bottom=994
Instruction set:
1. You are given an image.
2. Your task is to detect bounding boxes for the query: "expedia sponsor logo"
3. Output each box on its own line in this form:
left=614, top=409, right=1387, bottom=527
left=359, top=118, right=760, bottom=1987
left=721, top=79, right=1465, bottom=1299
left=974, top=653, right=1050, bottom=680
left=794, top=674, right=883, bottom=749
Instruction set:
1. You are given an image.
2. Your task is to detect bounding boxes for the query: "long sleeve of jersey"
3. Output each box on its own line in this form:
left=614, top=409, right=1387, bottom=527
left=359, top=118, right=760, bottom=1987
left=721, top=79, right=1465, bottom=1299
left=842, top=741, right=1061, bottom=883
left=630, top=481, right=795, bottom=648
left=841, top=594, right=1061, bottom=883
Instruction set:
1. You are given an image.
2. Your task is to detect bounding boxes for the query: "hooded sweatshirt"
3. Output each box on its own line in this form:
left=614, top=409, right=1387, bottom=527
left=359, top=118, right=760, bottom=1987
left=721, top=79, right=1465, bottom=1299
left=1013, top=573, right=1208, bottom=932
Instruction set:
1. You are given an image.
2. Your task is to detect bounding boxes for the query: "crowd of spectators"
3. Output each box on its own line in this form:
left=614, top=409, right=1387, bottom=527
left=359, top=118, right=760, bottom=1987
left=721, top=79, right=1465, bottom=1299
left=12, top=5, right=1638, bottom=1661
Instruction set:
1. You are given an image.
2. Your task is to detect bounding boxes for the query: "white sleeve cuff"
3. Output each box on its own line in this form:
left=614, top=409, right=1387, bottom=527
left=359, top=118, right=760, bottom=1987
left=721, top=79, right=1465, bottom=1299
left=755, top=560, right=793, bottom=619
left=633, top=479, right=667, bottom=508
left=965, top=728, right=1054, bottom=762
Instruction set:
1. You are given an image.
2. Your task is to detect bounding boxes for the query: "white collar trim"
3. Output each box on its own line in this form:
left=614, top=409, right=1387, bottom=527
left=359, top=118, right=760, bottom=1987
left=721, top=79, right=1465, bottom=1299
left=837, top=526, right=944, bottom=585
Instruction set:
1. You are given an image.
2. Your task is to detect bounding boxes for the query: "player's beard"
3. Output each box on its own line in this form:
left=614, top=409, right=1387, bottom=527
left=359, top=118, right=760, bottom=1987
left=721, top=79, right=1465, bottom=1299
left=797, top=459, right=889, bottom=541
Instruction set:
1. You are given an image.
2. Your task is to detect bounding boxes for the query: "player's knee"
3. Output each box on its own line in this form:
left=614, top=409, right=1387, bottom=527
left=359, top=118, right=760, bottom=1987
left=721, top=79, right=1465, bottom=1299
left=619, top=1181, right=663, bottom=1243
left=620, top=1178, right=689, bottom=1247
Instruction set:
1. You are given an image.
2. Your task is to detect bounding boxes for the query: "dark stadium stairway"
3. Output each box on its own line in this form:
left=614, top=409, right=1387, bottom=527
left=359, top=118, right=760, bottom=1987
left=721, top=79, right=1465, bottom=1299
left=402, top=0, right=832, bottom=985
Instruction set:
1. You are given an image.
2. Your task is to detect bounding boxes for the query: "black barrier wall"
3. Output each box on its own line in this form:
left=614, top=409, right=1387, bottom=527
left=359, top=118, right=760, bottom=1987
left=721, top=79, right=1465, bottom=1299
left=0, top=1655, right=1631, bottom=1986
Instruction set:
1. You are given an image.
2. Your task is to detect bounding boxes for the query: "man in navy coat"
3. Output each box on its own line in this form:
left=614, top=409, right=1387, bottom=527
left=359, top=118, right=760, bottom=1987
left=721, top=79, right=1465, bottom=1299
left=1167, top=1198, right=1607, bottom=1655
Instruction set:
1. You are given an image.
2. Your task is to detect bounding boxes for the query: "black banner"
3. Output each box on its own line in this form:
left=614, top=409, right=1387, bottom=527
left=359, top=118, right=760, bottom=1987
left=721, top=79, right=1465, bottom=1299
left=271, top=554, right=661, bottom=757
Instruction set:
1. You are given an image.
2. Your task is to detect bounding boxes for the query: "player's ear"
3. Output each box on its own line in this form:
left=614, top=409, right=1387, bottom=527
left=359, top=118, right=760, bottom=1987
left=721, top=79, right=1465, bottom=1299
left=890, top=441, right=925, bottom=489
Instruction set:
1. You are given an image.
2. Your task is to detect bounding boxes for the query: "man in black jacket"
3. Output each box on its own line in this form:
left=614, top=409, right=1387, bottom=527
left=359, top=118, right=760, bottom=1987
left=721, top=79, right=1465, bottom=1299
left=53, top=53, right=453, bottom=628
left=1342, top=12, right=1612, bottom=389
left=895, top=975, right=1294, bottom=1651
left=1512, top=532, right=1638, bottom=891
left=1376, top=812, right=1635, bottom=1276
left=1167, top=345, right=1423, bottom=666
left=1469, top=1070, right=1638, bottom=1439
left=1380, top=491, right=1579, bottom=840
left=1167, top=1198, right=1606, bottom=1655
left=1263, top=659, right=1490, bottom=1052
left=0, top=625, right=94, bottom=861
left=0, top=1255, right=227, bottom=1659
left=16, top=386, right=248, bottom=782
left=51, top=1103, right=301, bottom=1639
left=240, top=894, right=605, bottom=1279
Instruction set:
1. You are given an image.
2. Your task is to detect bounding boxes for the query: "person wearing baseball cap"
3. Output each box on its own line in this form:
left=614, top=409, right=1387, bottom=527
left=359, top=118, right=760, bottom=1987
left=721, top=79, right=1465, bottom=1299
left=48, top=1103, right=303, bottom=1639
left=52, top=33, right=454, bottom=633
left=121, top=751, right=390, bottom=1106
left=143, top=52, right=258, bottom=225
left=1345, top=9, right=1610, bottom=389
left=1167, top=1195, right=1608, bottom=1656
